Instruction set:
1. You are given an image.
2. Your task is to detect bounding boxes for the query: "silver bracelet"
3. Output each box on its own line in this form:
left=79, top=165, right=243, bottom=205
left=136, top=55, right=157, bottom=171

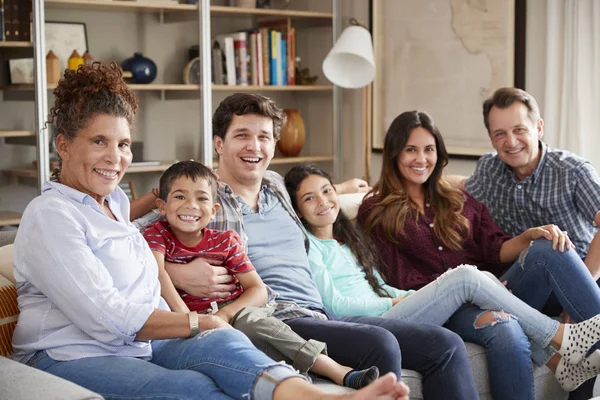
left=188, top=311, right=200, bottom=337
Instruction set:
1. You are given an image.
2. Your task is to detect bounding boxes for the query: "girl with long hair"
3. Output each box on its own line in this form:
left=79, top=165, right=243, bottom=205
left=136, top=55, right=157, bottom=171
left=356, top=110, right=600, bottom=398
left=284, top=163, right=600, bottom=395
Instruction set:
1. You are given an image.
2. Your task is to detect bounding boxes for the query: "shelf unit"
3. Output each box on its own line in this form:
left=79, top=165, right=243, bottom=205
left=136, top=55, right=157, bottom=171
left=0, top=41, right=33, bottom=48
left=1, top=84, right=333, bottom=92
left=0, top=0, right=342, bottom=220
left=3, top=155, right=335, bottom=180
left=0, top=211, right=22, bottom=227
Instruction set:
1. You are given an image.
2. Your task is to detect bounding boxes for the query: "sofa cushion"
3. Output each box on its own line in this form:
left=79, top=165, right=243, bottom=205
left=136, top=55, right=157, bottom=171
left=0, top=274, right=17, bottom=357
left=0, top=244, right=15, bottom=284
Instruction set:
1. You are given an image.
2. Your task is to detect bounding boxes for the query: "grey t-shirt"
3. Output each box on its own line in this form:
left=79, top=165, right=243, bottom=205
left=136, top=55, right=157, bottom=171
left=240, top=186, right=324, bottom=311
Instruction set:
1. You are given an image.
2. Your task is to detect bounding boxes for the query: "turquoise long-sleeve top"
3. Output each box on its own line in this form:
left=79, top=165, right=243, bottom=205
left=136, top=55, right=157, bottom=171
left=307, top=232, right=414, bottom=317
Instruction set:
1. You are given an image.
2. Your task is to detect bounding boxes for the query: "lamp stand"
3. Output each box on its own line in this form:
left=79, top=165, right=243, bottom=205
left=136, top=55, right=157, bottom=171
left=362, top=82, right=373, bottom=183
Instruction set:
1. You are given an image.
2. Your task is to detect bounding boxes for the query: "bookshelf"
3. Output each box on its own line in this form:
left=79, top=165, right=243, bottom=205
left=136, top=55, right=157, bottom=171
left=0, top=0, right=342, bottom=222
left=0, top=211, right=22, bottom=227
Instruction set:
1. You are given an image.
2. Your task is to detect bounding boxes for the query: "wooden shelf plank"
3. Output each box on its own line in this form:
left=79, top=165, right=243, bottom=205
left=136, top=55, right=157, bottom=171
left=0, top=211, right=21, bottom=226
left=2, top=167, right=37, bottom=179
left=212, top=156, right=333, bottom=168
left=128, top=162, right=173, bottom=173
left=0, top=41, right=33, bottom=48
left=0, top=130, right=36, bottom=138
left=270, top=155, right=333, bottom=165
left=43, top=1, right=331, bottom=19
left=2, top=84, right=332, bottom=92
left=210, top=5, right=332, bottom=19
left=44, top=0, right=197, bottom=12
left=446, top=146, right=492, bottom=157
left=3, top=162, right=175, bottom=179
left=213, top=84, right=333, bottom=92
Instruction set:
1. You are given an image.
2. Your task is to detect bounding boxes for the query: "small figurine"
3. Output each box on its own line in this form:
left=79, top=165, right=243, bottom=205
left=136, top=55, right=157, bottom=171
left=67, top=50, right=84, bottom=71
left=46, top=50, right=61, bottom=84
left=294, top=56, right=318, bottom=85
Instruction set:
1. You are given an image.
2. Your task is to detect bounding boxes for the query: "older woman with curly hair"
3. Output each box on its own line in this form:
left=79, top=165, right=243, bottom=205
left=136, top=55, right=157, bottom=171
left=10, top=62, right=408, bottom=400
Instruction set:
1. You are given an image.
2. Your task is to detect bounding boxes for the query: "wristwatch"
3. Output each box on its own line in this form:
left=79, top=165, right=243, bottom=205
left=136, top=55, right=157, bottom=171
left=188, top=311, right=200, bottom=337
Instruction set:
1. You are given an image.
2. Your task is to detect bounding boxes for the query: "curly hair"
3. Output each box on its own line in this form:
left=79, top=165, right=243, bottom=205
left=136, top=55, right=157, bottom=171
left=47, top=62, right=138, bottom=177
left=48, top=62, right=138, bottom=140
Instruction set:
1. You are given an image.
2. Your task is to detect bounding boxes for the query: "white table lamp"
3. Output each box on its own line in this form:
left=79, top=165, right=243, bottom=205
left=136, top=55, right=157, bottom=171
left=322, top=19, right=375, bottom=89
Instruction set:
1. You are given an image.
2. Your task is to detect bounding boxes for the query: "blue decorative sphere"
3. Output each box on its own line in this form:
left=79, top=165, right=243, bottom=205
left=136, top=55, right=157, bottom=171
left=122, top=52, right=157, bottom=84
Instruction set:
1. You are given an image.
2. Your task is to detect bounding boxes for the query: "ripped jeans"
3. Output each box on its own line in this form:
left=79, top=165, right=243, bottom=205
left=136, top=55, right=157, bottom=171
left=382, top=264, right=562, bottom=400
left=25, top=328, right=303, bottom=400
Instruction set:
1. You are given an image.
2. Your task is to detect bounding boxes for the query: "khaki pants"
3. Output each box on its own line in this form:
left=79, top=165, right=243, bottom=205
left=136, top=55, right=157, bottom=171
left=231, top=306, right=327, bottom=372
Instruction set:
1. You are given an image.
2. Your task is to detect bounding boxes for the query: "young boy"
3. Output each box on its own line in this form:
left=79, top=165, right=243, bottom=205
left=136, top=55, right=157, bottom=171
left=143, top=161, right=378, bottom=389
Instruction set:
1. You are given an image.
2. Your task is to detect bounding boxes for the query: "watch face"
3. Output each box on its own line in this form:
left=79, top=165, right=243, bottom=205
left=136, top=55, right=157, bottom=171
left=185, top=58, right=201, bottom=85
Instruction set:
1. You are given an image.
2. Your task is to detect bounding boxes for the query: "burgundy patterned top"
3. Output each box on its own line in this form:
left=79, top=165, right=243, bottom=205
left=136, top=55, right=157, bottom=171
left=357, top=192, right=512, bottom=290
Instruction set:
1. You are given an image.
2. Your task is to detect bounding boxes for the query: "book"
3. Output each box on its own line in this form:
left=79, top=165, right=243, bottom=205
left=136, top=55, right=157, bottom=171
left=232, top=31, right=248, bottom=85
left=211, top=41, right=224, bottom=85
left=259, top=27, right=270, bottom=85
left=0, top=0, right=5, bottom=41
left=214, top=34, right=236, bottom=86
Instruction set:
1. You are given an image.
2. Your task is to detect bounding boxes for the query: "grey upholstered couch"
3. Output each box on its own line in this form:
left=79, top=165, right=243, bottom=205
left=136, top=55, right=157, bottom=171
left=0, top=222, right=568, bottom=399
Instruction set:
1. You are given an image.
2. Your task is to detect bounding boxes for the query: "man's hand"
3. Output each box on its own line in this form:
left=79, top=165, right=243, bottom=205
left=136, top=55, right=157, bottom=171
left=560, top=310, right=573, bottom=324
left=198, top=314, right=233, bottom=331
left=166, top=257, right=236, bottom=299
left=527, top=224, right=574, bottom=252
left=334, top=178, right=371, bottom=194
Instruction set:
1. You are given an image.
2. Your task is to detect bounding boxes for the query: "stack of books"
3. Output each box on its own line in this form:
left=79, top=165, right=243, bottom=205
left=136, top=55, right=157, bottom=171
left=212, top=20, right=296, bottom=87
left=1, top=0, right=32, bottom=42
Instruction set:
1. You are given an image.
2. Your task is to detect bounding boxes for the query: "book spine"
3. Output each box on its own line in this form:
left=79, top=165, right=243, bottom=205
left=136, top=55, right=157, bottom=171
left=270, top=30, right=277, bottom=85
left=288, top=27, right=295, bottom=85
left=233, top=33, right=248, bottom=86
left=275, top=31, right=282, bottom=86
left=256, top=31, right=264, bottom=86
left=20, top=0, right=31, bottom=42
left=9, top=0, right=18, bottom=41
left=0, top=0, right=4, bottom=41
left=281, top=39, right=287, bottom=86
left=3, top=0, right=11, bottom=41
left=250, top=32, right=257, bottom=86
left=260, top=27, right=270, bottom=85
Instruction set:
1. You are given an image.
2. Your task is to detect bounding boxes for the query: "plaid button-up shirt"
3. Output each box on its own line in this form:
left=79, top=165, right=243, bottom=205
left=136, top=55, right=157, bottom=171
left=465, top=142, right=600, bottom=259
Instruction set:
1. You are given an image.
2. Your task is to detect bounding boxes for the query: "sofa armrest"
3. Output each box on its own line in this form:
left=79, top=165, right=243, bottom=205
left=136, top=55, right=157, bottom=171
left=0, top=356, right=104, bottom=399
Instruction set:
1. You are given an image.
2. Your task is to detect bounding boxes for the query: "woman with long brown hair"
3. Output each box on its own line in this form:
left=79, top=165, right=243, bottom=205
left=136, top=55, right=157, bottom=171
left=357, top=110, right=600, bottom=399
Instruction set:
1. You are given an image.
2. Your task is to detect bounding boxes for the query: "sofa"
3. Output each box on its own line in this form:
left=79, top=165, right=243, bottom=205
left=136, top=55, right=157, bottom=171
left=0, top=214, right=568, bottom=399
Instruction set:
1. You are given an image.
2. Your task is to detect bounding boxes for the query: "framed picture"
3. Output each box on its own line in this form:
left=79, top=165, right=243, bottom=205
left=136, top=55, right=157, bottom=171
left=45, top=22, right=88, bottom=73
left=372, top=0, right=523, bottom=157
left=8, top=58, right=34, bottom=84
left=119, top=181, right=138, bottom=201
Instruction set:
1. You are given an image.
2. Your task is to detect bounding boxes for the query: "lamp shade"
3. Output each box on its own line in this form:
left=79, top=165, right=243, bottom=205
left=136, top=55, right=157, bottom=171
left=322, top=25, right=375, bottom=89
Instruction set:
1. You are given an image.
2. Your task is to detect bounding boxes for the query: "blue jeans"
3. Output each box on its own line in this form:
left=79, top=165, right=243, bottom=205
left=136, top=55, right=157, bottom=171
left=380, top=264, right=564, bottom=400
left=500, top=238, right=600, bottom=323
left=25, top=329, right=303, bottom=400
left=382, top=265, right=559, bottom=358
left=286, top=315, right=479, bottom=400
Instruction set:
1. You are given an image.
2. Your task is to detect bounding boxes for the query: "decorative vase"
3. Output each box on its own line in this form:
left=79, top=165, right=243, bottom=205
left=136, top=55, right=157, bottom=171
left=67, top=50, right=83, bottom=71
left=233, top=0, right=256, bottom=8
left=46, top=50, right=61, bottom=84
left=277, top=109, right=305, bottom=157
left=121, top=52, right=157, bottom=84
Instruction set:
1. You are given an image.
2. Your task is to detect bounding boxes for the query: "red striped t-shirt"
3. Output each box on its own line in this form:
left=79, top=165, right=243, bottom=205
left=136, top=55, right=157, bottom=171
left=143, top=220, right=254, bottom=313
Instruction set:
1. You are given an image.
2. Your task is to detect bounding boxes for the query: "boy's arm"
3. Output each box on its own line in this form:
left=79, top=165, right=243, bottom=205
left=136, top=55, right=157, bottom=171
left=214, top=270, right=268, bottom=323
left=151, top=251, right=190, bottom=314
